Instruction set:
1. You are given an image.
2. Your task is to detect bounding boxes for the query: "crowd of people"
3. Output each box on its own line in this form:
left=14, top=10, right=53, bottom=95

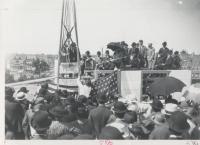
left=80, top=40, right=182, bottom=73
left=5, top=81, right=200, bottom=140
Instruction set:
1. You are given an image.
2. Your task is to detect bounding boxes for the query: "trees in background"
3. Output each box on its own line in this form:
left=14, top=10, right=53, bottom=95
left=5, top=69, right=15, bottom=83
left=32, top=58, right=50, bottom=76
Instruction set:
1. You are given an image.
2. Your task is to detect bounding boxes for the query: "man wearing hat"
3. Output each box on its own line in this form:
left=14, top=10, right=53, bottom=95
left=88, top=93, right=112, bottom=138
left=30, top=111, right=52, bottom=140
left=69, top=104, right=92, bottom=137
left=107, top=101, right=134, bottom=139
left=47, top=105, right=74, bottom=139
left=14, top=91, right=29, bottom=113
left=5, top=87, right=25, bottom=139
left=149, top=103, right=179, bottom=139
left=16, top=87, right=30, bottom=111
left=168, top=111, right=191, bottom=139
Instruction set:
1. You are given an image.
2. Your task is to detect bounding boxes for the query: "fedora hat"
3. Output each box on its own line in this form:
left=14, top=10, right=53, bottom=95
left=31, top=111, right=52, bottom=133
left=168, top=111, right=190, bottom=134
left=17, top=87, right=29, bottom=93
left=49, top=105, right=68, bottom=118
left=161, top=103, right=178, bottom=115
left=151, top=99, right=163, bottom=110
left=113, top=101, right=127, bottom=113
left=15, top=92, right=27, bottom=101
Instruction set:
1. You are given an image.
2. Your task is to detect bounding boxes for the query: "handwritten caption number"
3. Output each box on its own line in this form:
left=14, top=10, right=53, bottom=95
left=99, top=140, right=113, bottom=145
left=186, top=141, right=200, bottom=145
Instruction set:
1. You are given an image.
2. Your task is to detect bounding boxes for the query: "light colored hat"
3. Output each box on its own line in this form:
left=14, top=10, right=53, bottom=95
left=15, top=92, right=26, bottom=101
left=161, top=103, right=178, bottom=115
left=171, top=92, right=185, bottom=103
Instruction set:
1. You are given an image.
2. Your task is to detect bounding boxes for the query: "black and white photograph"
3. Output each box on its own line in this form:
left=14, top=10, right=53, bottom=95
left=2, top=0, right=200, bottom=141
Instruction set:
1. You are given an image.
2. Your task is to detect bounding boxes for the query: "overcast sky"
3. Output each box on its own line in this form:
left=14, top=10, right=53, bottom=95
left=1, top=0, right=200, bottom=55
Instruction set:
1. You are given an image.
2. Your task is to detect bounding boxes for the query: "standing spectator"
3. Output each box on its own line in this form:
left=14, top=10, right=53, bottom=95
left=88, top=93, right=112, bottom=138
left=147, top=43, right=155, bottom=69
left=104, top=50, right=112, bottom=61
left=5, top=87, right=25, bottom=139
left=168, top=111, right=191, bottom=139
left=130, top=48, right=141, bottom=69
left=16, top=87, right=30, bottom=112
left=30, top=111, right=52, bottom=140
left=95, top=51, right=103, bottom=69
left=164, top=50, right=174, bottom=69
left=69, top=104, right=92, bottom=136
left=138, top=40, right=148, bottom=68
left=149, top=103, right=178, bottom=139
left=47, top=105, right=72, bottom=139
left=22, top=98, right=45, bottom=139
left=69, top=42, right=78, bottom=62
left=129, top=42, right=137, bottom=56
left=158, top=41, right=170, bottom=63
left=173, top=51, right=181, bottom=69
left=85, top=51, right=94, bottom=70
left=77, top=76, right=92, bottom=98
left=107, top=101, right=134, bottom=139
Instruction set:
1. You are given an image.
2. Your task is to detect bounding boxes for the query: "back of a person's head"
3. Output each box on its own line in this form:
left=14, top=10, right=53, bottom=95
left=31, top=110, right=52, bottom=134
left=99, top=126, right=123, bottom=140
left=77, top=104, right=89, bottom=119
left=97, top=93, right=108, bottom=104
left=130, top=126, right=145, bottom=139
left=5, top=87, right=15, bottom=100
left=123, top=111, right=137, bottom=124
left=113, top=101, right=127, bottom=119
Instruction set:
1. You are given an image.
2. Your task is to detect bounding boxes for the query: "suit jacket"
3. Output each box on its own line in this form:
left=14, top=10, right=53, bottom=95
left=88, top=105, right=112, bottom=138
left=165, top=55, right=173, bottom=69
left=5, top=99, right=24, bottom=139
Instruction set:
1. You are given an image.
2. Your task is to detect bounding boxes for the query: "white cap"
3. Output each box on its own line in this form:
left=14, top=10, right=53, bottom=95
left=161, top=103, right=178, bottom=115
left=15, top=92, right=26, bottom=101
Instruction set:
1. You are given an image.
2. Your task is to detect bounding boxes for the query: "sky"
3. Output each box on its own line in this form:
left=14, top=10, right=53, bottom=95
left=1, top=0, right=200, bottom=55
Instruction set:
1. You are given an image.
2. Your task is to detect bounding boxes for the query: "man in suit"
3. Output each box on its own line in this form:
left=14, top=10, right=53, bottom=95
left=69, top=42, right=78, bottom=62
left=158, top=41, right=170, bottom=64
left=5, top=87, right=25, bottom=139
left=164, top=50, right=174, bottom=69
left=138, top=40, right=148, bottom=68
left=88, top=93, right=112, bottom=138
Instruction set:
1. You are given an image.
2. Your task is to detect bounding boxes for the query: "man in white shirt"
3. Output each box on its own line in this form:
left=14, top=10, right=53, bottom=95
left=77, top=76, right=92, bottom=98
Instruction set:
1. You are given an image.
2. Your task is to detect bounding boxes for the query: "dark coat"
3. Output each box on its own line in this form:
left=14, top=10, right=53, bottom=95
left=165, top=55, right=174, bottom=69
left=5, top=99, right=25, bottom=139
left=88, top=105, right=112, bottom=138
left=69, top=119, right=93, bottom=136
